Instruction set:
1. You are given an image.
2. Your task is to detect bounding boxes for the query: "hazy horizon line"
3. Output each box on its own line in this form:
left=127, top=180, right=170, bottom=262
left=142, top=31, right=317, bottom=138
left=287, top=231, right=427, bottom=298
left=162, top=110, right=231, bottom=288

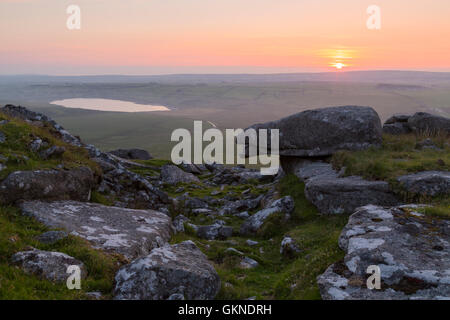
left=2, top=69, right=450, bottom=78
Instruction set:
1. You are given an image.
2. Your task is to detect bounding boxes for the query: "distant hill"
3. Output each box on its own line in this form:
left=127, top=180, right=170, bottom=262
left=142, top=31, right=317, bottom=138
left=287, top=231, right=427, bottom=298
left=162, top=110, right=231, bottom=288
left=2, top=70, right=450, bottom=85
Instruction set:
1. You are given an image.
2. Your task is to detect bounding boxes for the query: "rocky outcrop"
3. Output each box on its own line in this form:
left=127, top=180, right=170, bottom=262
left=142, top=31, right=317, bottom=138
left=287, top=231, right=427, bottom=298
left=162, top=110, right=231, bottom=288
left=109, top=149, right=152, bottom=160
left=305, top=175, right=400, bottom=214
left=89, top=145, right=169, bottom=210
left=397, top=171, right=450, bottom=197
left=2, top=105, right=83, bottom=147
left=244, top=106, right=382, bottom=158
left=382, top=114, right=412, bottom=135
left=20, top=201, right=172, bottom=260
left=11, top=248, right=86, bottom=282
left=382, top=112, right=450, bottom=136
left=317, top=205, right=450, bottom=300
left=408, top=112, right=450, bottom=135
left=2, top=104, right=168, bottom=211
left=0, top=167, right=95, bottom=204
left=114, top=241, right=220, bottom=300
left=240, top=196, right=294, bottom=235
left=160, top=164, right=200, bottom=185
left=219, top=196, right=263, bottom=216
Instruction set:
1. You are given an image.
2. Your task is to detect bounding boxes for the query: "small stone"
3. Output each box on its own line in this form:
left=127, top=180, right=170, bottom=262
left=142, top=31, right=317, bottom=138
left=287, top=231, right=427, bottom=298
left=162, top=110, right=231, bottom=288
left=196, top=223, right=233, bottom=240
left=210, top=190, right=221, bottom=196
left=240, top=257, right=259, bottom=269
left=235, top=211, right=250, bottom=219
left=175, top=187, right=185, bottom=193
left=86, top=292, right=102, bottom=300
left=226, top=248, right=244, bottom=255
left=415, top=138, right=440, bottom=150
left=280, top=236, right=301, bottom=257
left=173, top=214, right=190, bottom=233
left=11, top=248, right=86, bottom=282
left=246, top=239, right=258, bottom=246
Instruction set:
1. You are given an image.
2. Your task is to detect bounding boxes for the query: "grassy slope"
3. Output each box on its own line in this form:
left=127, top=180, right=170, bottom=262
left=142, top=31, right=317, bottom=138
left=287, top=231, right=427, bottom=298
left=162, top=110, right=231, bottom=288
left=0, top=111, right=100, bottom=180
left=0, top=113, right=119, bottom=299
left=332, top=133, right=450, bottom=218
left=1, top=112, right=448, bottom=299
left=169, top=175, right=347, bottom=300
left=0, top=206, right=120, bottom=299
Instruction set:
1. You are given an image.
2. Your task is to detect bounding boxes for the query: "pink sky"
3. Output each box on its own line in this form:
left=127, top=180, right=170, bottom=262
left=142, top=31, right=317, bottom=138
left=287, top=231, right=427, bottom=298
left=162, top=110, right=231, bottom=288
left=1, top=0, right=449, bottom=75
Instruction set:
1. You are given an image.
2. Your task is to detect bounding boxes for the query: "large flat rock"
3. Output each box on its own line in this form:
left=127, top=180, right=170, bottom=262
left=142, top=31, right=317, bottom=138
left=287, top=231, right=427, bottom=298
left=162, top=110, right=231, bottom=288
left=20, top=201, right=172, bottom=260
left=317, top=205, right=450, bottom=300
left=305, top=175, right=400, bottom=214
left=244, top=105, right=382, bottom=157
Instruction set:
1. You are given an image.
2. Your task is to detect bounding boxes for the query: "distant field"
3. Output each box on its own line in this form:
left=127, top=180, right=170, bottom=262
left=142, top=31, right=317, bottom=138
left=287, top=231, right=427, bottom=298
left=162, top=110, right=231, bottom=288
left=1, top=72, right=450, bottom=159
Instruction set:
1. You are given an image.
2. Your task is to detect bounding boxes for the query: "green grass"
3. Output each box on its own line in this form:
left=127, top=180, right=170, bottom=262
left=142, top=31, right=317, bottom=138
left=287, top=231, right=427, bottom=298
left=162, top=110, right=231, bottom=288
left=0, top=111, right=100, bottom=180
left=331, top=133, right=450, bottom=182
left=0, top=206, right=120, bottom=300
left=417, top=198, right=450, bottom=220
left=90, top=191, right=115, bottom=206
left=170, top=174, right=348, bottom=300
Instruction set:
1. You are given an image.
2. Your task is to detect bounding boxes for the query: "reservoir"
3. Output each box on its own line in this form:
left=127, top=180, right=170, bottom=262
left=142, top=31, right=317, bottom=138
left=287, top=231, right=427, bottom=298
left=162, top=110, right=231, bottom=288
left=50, top=98, right=170, bottom=112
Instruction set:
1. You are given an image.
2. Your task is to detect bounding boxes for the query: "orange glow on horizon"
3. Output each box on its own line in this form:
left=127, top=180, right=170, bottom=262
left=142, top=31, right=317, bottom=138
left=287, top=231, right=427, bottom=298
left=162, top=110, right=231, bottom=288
left=0, top=0, right=449, bottom=74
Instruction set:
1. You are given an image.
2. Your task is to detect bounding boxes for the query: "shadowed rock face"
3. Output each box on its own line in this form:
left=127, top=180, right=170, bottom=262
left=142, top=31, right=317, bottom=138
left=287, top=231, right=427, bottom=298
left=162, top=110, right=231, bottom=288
left=11, top=248, right=87, bottom=282
left=114, top=241, right=220, bottom=300
left=19, top=201, right=172, bottom=261
left=244, top=106, right=382, bottom=158
left=305, top=175, right=400, bottom=215
left=398, top=171, right=450, bottom=197
left=317, top=205, right=450, bottom=300
left=383, top=112, right=450, bottom=136
left=408, top=112, right=450, bottom=135
left=0, top=167, right=95, bottom=204
left=298, top=163, right=400, bottom=215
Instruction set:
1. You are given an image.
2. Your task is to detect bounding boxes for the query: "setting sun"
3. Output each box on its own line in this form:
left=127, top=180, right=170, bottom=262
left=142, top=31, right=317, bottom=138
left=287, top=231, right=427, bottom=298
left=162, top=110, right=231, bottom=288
left=334, top=63, right=345, bottom=69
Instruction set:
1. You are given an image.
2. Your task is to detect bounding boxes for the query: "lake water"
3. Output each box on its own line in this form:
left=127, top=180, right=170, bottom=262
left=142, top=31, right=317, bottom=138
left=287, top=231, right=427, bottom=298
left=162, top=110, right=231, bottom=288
left=50, top=98, right=170, bottom=112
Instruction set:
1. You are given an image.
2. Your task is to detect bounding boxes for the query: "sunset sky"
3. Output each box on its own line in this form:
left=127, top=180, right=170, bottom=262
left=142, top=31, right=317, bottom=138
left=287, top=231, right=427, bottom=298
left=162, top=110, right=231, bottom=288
left=1, top=0, right=449, bottom=75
